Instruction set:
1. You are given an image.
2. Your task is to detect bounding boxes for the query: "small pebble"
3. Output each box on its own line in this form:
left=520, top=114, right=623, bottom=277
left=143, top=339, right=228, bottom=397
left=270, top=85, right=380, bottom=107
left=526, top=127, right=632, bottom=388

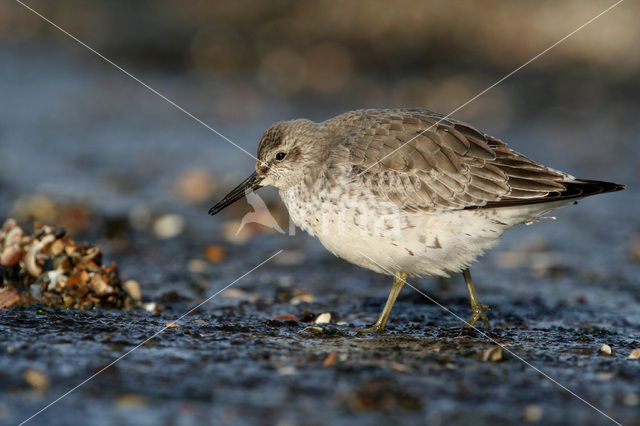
left=123, top=280, right=142, bottom=302
left=628, top=348, right=640, bottom=359
left=314, top=312, right=331, bottom=324
left=143, top=302, right=157, bottom=313
left=272, top=315, right=298, bottom=322
left=116, top=393, right=148, bottom=409
left=483, top=346, right=503, bottom=362
left=599, top=344, right=612, bottom=355
left=153, top=214, right=185, bottom=239
left=24, top=369, right=49, bottom=392
left=323, top=351, right=337, bottom=366
left=204, top=245, right=226, bottom=263
left=174, top=168, right=216, bottom=203
left=277, top=366, right=297, bottom=376
left=391, top=362, right=407, bottom=372
left=290, top=290, right=314, bottom=305
left=523, top=404, right=542, bottom=423
left=222, top=288, right=249, bottom=299
left=187, top=259, right=208, bottom=273
left=300, top=326, right=323, bottom=335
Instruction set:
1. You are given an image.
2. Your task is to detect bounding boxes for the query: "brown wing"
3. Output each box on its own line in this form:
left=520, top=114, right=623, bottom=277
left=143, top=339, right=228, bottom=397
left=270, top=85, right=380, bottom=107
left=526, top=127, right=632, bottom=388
left=329, top=108, right=582, bottom=212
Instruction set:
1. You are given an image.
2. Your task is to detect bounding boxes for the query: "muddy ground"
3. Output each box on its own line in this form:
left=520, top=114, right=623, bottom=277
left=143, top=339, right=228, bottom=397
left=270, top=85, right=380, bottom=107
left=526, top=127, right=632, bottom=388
left=1, top=44, right=640, bottom=426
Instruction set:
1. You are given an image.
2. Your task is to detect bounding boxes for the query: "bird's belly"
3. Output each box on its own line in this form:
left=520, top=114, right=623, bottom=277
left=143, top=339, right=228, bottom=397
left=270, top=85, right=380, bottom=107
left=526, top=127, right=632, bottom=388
left=281, top=187, right=570, bottom=277
left=314, top=209, right=508, bottom=277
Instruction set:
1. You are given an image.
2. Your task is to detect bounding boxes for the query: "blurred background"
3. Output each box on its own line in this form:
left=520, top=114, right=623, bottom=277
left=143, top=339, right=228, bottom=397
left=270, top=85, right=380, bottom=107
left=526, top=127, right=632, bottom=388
left=2, top=1, right=640, bottom=425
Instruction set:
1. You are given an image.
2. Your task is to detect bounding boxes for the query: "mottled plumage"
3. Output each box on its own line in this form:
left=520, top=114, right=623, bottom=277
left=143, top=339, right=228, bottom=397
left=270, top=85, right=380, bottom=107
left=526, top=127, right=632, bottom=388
left=210, top=108, right=625, bottom=331
left=329, top=109, right=618, bottom=211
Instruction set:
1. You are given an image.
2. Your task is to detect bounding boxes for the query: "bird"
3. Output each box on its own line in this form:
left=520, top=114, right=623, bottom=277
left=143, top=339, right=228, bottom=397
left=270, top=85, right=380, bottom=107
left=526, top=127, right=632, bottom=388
left=209, top=108, right=625, bottom=332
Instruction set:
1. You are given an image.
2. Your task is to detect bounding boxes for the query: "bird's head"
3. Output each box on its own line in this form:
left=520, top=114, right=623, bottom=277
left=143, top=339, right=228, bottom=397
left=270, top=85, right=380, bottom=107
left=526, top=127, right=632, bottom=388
left=208, top=119, right=316, bottom=216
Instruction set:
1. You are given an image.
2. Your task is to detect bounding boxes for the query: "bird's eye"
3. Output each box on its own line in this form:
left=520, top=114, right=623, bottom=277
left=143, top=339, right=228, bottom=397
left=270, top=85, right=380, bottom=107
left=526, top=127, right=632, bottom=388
left=275, top=152, right=286, bottom=161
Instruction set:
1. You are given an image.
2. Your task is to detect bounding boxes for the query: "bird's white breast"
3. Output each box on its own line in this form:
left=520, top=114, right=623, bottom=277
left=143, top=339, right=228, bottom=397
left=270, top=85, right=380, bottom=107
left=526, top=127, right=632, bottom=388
left=280, top=179, right=571, bottom=277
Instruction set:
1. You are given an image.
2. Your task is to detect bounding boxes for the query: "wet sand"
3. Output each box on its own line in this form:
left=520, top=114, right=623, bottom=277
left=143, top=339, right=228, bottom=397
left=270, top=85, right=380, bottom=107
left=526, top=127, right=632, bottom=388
left=1, top=45, right=639, bottom=425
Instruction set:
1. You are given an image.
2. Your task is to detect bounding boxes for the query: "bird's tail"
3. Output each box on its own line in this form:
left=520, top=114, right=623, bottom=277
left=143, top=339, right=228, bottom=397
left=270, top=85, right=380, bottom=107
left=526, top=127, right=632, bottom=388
left=561, top=179, right=626, bottom=199
left=481, top=178, right=625, bottom=209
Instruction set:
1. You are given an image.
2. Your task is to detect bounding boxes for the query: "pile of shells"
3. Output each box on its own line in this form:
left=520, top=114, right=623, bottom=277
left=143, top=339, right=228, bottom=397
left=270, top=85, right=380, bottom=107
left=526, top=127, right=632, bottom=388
left=0, top=218, right=139, bottom=310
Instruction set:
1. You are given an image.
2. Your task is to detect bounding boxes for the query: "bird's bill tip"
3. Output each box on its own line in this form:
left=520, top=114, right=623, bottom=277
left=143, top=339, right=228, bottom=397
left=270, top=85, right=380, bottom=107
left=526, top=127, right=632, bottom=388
left=208, top=171, right=263, bottom=215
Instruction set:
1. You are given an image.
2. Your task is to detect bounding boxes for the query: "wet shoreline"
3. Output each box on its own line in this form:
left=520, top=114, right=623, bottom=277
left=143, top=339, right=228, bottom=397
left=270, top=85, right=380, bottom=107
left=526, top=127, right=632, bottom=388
left=1, top=42, right=639, bottom=425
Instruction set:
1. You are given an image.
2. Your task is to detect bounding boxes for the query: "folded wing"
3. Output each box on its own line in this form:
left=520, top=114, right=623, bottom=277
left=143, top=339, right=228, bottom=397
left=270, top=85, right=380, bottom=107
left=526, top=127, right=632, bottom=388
left=331, top=109, right=621, bottom=212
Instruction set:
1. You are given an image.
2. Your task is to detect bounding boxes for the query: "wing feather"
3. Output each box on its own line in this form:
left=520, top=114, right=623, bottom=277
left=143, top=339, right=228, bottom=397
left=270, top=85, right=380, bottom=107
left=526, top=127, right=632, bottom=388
left=327, top=109, right=598, bottom=211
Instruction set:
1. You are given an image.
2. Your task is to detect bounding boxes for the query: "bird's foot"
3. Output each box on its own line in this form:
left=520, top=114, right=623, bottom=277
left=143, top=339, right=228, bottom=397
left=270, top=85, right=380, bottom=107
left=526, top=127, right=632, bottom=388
left=354, top=324, right=386, bottom=334
left=464, top=304, right=491, bottom=329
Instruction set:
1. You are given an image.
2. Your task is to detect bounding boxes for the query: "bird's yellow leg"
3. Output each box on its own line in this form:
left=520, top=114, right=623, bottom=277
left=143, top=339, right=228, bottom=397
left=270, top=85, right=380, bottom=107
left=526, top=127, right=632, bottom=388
left=356, top=271, right=408, bottom=333
left=462, top=268, right=491, bottom=329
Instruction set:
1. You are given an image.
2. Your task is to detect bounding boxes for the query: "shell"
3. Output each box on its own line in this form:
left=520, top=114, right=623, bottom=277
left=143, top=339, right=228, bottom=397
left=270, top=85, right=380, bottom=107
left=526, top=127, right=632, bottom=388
left=0, top=217, right=140, bottom=310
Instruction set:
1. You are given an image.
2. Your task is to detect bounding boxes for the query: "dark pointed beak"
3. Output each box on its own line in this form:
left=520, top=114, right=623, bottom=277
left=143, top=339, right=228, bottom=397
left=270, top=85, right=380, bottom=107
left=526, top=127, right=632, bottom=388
left=208, top=171, right=263, bottom=215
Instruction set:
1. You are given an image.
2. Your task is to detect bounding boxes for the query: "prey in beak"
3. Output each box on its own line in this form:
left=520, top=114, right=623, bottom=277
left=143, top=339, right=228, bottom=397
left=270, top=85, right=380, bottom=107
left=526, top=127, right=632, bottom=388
left=208, top=171, right=263, bottom=215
